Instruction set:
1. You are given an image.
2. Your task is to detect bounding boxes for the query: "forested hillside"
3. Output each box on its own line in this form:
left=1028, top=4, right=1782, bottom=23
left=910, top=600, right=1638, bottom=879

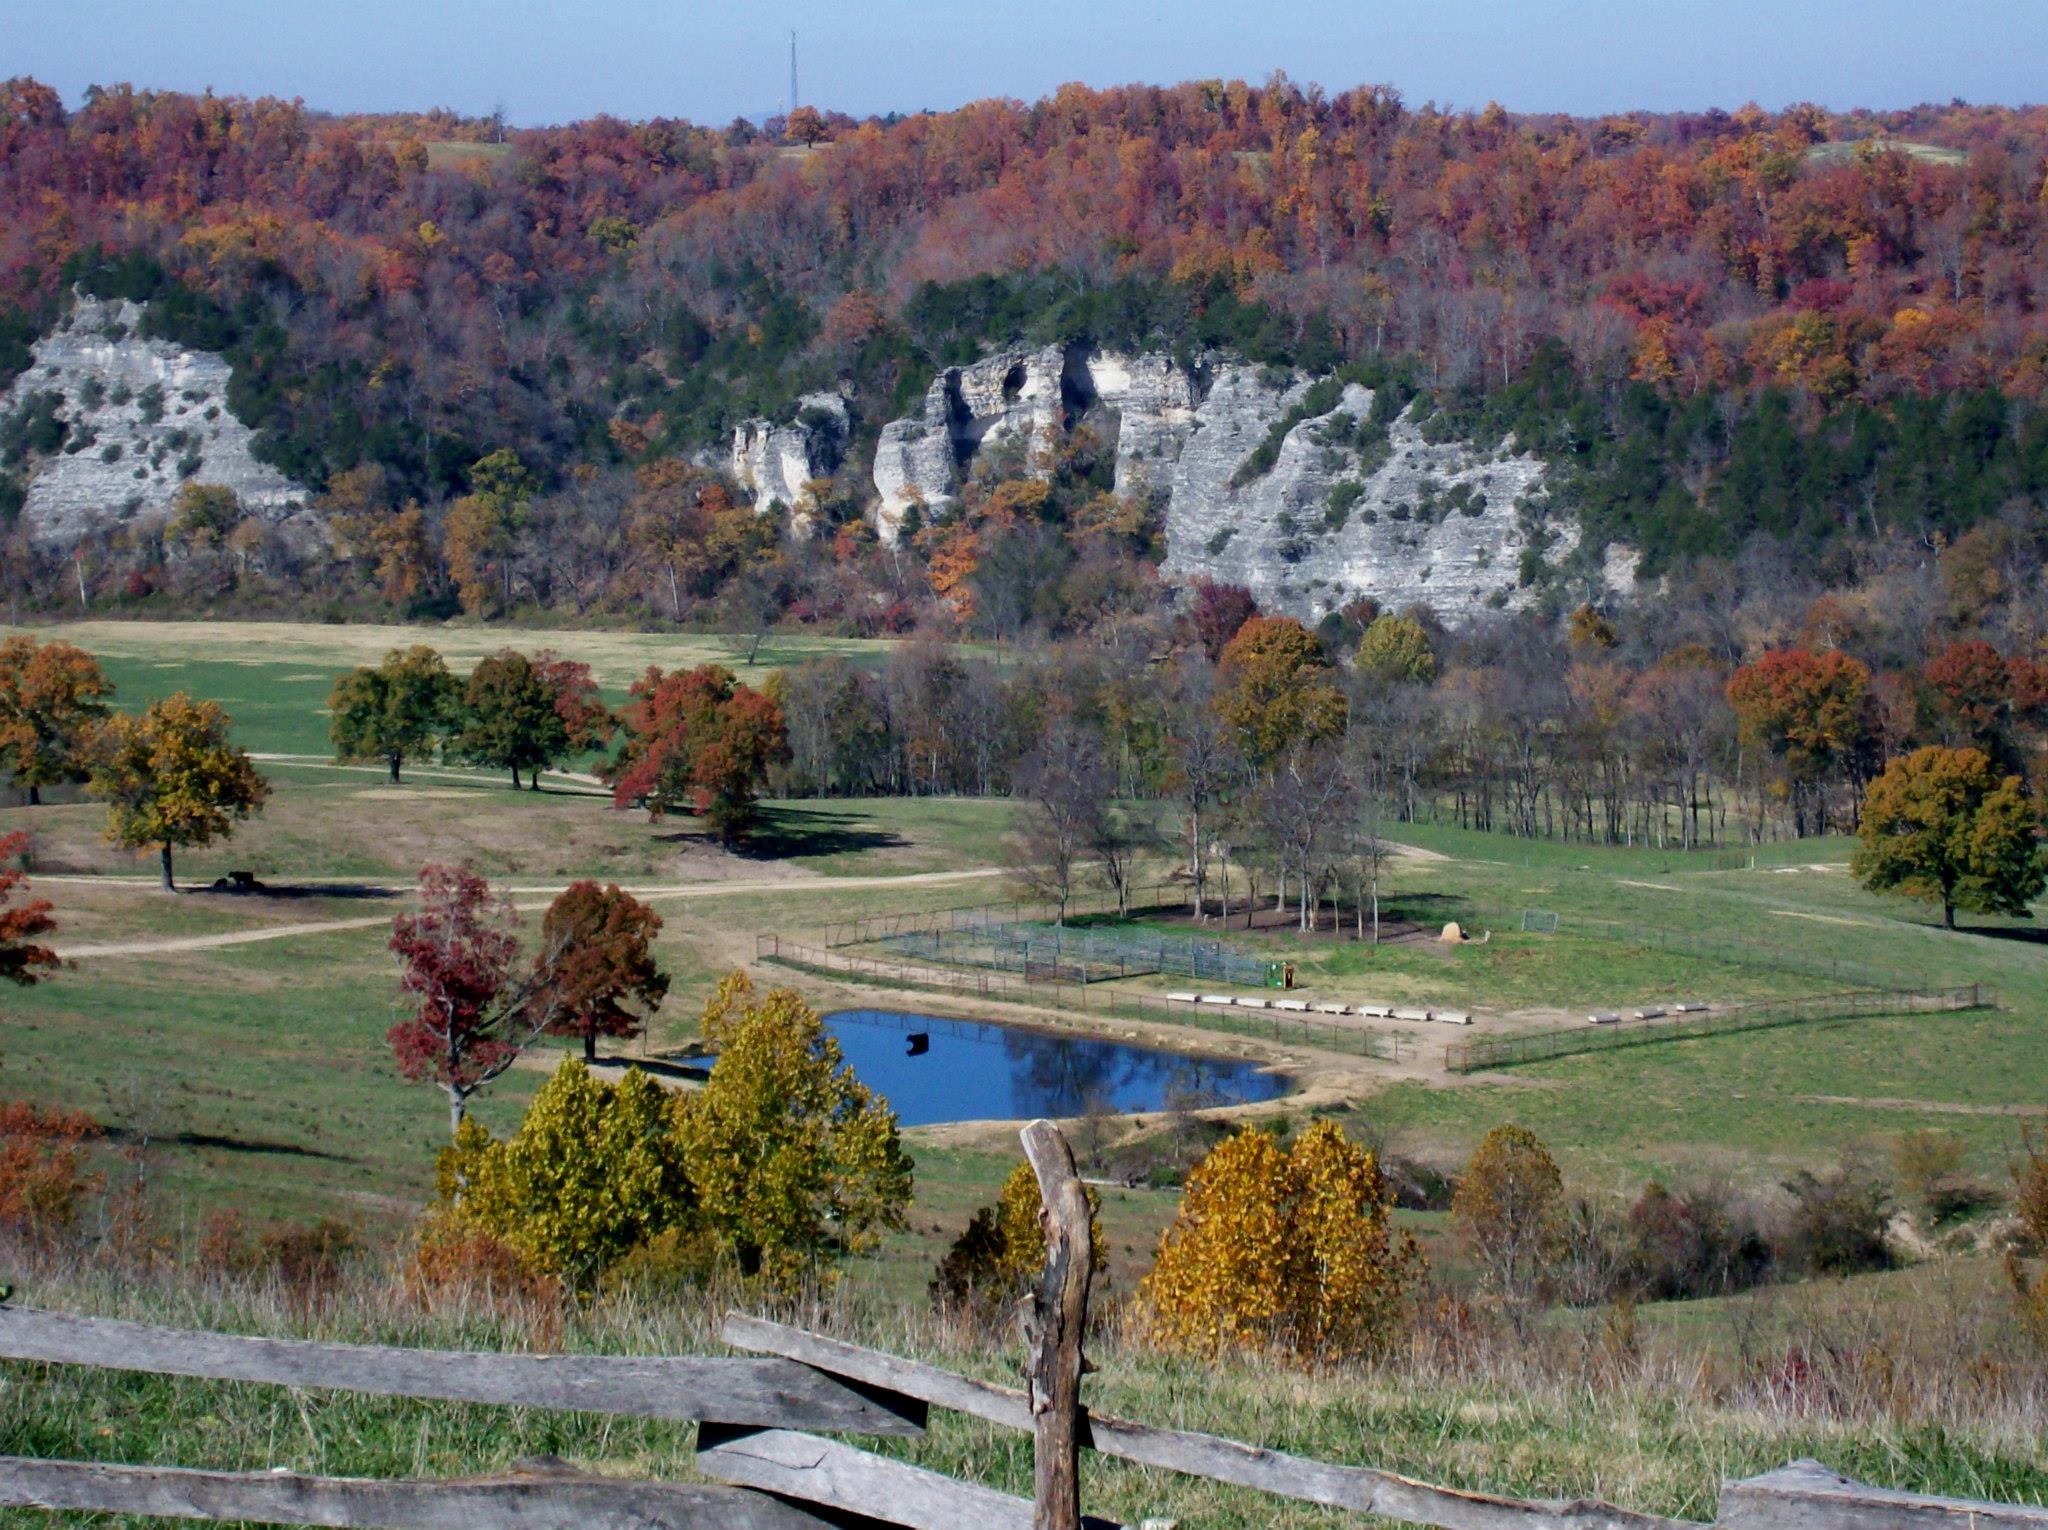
left=2, top=75, right=2047, bottom=619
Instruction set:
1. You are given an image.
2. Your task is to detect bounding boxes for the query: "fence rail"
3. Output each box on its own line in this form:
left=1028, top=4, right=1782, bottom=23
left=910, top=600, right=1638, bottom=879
left=755, top=932, right=1416, bottom=1063
left=1444, top=985, right=1991, bottom=1073
left=0, top=1120, right=2035, bottom=1529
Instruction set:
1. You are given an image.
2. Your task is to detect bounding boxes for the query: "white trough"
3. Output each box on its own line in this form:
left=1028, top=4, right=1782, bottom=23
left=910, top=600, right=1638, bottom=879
left=1233, top=997, right=1270, bottom=1010
left=1632, top=1007, right=1667, bottom=1021
left=1199, top=995, right=1236, bottom=1007
left=1359, top=1004, right=1393, bottom=1019
left=1588, top=1011, right=1622, bottom=1025
left=1434, top=1010, right=1473, bottom=1026
left=1166, top=992, right=1200, bottom=1004
left=1674, top=1002, right=1710, bottom=1013
left=1392, top=1008, right=1431, bottom=1023
left=1312, top=1002, right=1351, bottom=1016
left=1273, top=999, right=1310, bottom=1013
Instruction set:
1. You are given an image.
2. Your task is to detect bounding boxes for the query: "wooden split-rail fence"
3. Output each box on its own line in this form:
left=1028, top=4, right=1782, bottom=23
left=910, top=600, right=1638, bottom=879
left=0, top=1120, right=2043, bottom=1529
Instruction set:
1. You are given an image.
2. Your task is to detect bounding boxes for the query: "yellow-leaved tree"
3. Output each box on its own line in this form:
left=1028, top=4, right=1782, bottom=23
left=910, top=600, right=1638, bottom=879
left=436, top=1057, right=693, bottom=1292
left=931, top=1160, right=1104, bottom=1327
left=681, top=973, right=912, bottom=1295
left=86, top=693, right=269, bottom=891
left=1139, top=1121, right=1421, bottom=1363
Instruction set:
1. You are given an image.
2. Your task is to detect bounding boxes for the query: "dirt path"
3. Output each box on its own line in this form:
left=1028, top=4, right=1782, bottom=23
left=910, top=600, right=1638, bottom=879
left=1797, top=1093, right=2036, bottom=1117
left=51, top=866, right=1007, bottom=959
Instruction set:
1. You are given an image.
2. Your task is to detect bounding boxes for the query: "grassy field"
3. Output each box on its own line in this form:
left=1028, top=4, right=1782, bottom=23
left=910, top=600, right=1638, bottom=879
left=3, top=621, right=2048, bottom=1525
left=0, top=619, right=915, bottom=757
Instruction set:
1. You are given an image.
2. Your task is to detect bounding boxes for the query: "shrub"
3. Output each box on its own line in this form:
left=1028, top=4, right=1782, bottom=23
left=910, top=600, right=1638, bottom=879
left=1453, top=1124, right=1562, bottom=1307
left=1624, top=1180, right=1772, bottom=1299
left=404, top=1207, right=562, bottom=1314
left=0, top=1101, right=101, bottom=1245
left=931, top=1161, right=1103, bottom=1328
left=196, top=1209, right=361, bottom=1306
left=1139, top=1121, right=1422, bottom=1363
left=439, top=1058, right=694, bottom=1292
left=1779, top=1158, right=1893, bottom=1277
left=2007, top=1121, right=2048, bottom=1345
left=1892, top=1129, right=1977, bottom=1227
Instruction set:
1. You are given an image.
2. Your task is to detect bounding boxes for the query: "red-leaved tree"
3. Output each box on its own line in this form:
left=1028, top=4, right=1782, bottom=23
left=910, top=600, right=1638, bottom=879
left=1190, top=581, right=1260, bottom=663
left=607, top=665, right=789, bottom=844
left=388, top=864, right=554, bottom=1137
left=0, top=832, right=59, bottom=987
left=532, top=880, right=668, bottom=1062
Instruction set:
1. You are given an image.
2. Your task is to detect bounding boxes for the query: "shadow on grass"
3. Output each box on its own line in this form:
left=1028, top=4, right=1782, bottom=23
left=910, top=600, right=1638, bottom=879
left=191, top=882, right=400, bottom=903
left=654, top=804, right=903, bottom=863
left=1957, top=921, right=2048, bottom=945
left=103, top=1127, right=353, bottom=1162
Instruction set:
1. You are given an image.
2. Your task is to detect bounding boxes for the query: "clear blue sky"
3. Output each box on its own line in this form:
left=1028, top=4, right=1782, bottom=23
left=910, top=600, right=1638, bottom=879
left=13, top=0, right=2045, bottom=127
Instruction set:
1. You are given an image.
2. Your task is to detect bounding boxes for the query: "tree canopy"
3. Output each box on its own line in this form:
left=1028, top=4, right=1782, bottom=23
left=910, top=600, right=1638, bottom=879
left=1852, top=744, right=2045, bottom=928
left=86, top=693, right=269, bottom=890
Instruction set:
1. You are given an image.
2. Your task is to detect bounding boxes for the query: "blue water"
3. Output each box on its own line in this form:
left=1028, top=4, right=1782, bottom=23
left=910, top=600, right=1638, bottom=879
left=821, top=1009, right=1292, bottom=1127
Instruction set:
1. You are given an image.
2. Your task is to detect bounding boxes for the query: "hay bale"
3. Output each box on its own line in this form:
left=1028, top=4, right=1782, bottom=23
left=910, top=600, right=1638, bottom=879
left=1440, top=921, right=1465, bottom=943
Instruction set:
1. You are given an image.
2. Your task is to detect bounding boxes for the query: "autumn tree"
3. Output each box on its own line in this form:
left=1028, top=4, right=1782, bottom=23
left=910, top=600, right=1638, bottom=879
left=931, top=1160, right=1103, bottom=1328
left=0, top=831, right=59, bottom=986
left=436, top=1058, right=692, bottom=1290
left=607, top=665, right=788, bottom=843
left=1725, top=648, right=1872, bottom=835
left=388, top=864, right=558, bottom=1137
left=87, top=694, right=269, bottom=891
left=784, top=105, right=829, bottom=147
left=1852, top=745, right=2044, bottom=929
left=531, top=881, right=668, bottom=1062
left=0, top=637, right=113, bottom=804
left=1925, top=641, right=2013, bottom=754
left=443, top=449, right=534, bottom=615
left=328, top=645, right=459, bottom=783
left=1189, top=581, right=1259, bottom=662
left=459, top=650, right=566, bottom=790
left=1353, top=613, right=1437, bottom=693
left=1215, top=615, right=1346, bottom=772
left=679, top=972, right=912, bottom=1293
left=1139, top=1121, right=1422, bottom=1363
left=1452, top=1124, right=1563, bottom=1318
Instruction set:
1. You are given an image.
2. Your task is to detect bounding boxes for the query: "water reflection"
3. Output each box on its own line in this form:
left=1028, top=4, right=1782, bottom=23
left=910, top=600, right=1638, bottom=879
left=822, top=1009, right=1291, bottom=1127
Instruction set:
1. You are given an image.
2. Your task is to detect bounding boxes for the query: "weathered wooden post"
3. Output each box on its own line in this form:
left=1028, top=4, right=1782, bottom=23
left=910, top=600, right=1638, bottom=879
left=1022, top=1118, right=1092, bottom=1530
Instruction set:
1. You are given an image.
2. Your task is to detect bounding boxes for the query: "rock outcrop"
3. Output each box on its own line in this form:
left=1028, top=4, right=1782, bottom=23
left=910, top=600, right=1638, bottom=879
left=866, top=344, right=1614, bottom=623
left=729, top=391, right=849, bottom=531
left=1, top=294, right=310, bottom=546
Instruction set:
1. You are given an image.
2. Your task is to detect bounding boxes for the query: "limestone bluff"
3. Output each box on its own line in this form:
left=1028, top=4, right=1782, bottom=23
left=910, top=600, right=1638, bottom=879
left=2, top=294, right=313, bottom=548
left=733, top=344, right=1635, bottom=626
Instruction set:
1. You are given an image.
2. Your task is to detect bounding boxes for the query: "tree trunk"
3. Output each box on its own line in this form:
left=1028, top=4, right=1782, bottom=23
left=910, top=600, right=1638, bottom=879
left=159, top=844, right=175, bottom=893
left=510, top=765, right=521, bottom=790
left=1021, top=1120, right=1092, bottom=1530
left=447, top=1086, right=465, bottom=1140
left=26, top=785, right=39, bottom=806
left=389, top=753, right=402, bottom=784
left=584, top=1029, right=597, bottom=1063
left=1944, top=899, right=1956, bottom=931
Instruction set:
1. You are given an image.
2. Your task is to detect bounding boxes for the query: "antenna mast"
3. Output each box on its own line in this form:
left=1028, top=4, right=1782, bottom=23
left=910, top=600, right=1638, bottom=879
left=789, top=30, right=799, bottom=114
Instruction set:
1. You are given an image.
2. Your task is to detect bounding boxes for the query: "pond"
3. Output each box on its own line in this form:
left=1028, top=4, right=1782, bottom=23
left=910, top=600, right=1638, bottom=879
left=821, top=1008, right=1292, bottom=1128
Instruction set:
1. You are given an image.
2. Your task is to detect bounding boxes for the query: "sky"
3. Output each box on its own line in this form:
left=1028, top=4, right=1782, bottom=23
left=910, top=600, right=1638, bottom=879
left=10, top=0, right=2046, bottom=128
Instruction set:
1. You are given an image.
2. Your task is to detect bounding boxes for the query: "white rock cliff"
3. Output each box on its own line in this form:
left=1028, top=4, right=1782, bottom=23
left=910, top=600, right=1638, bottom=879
left=2, top=295, right=310, bottom=546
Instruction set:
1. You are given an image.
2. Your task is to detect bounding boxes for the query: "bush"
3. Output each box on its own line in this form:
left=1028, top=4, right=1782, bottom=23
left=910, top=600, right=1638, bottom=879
left=1892, top=1129, right=1979, bottom=1226
left=0, top=1101, right=101, bottom=1245
left=1779, top=1158, right=1893, bottom=1277
left=438, top=1058, right=694, bottom=1293
left=404, top=1207, right=562, bottom=1314
left=2007, top=1121, right=2048, bottom=1346
left=931, top=1161, right=1104, bottom=1329
left=1139, top=1121, right=1422, bottom=1363
left=196, top=1209, right=361, bottom=1306
left=1624, top=1180, right=1773, bottom=1299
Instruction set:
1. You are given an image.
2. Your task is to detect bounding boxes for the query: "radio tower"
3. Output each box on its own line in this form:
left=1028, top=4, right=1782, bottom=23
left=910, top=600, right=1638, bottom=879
left=789, top=30, right=799, bottom=113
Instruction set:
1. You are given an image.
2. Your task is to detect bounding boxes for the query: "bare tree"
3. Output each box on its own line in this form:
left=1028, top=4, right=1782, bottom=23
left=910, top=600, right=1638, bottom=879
left=1257, top=743, right=1355, bottom=931
left=1010, top=722, right=1110, bottom=925
left=1166, top=661, right=1241, bottom=919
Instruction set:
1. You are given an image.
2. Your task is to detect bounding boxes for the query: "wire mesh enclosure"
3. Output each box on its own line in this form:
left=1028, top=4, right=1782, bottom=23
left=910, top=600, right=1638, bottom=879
left=881, top=911, right=1282, bottom=988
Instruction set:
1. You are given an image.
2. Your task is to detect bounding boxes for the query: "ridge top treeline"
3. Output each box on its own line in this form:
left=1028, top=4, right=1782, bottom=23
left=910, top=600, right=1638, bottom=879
left=2, top=75, right=2048, bottom=623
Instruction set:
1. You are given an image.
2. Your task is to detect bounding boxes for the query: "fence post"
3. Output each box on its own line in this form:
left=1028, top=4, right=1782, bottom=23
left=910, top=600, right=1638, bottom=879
left=1021, top=1119, right=1092, bottom=1530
